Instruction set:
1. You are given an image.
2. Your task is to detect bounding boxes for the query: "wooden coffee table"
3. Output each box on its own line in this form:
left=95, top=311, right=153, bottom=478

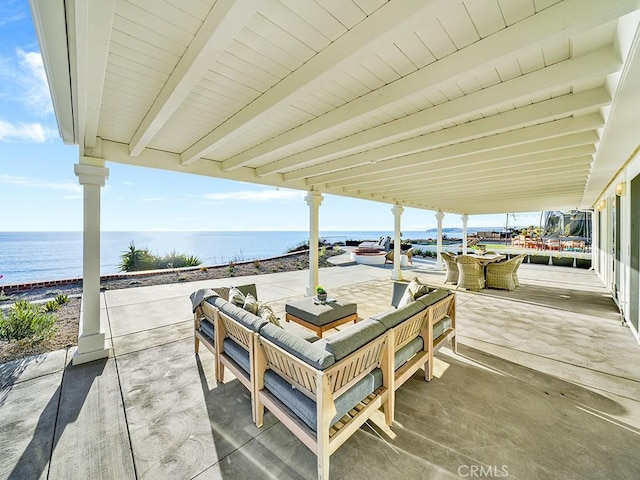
left=285, top=297, right=358, bottom=337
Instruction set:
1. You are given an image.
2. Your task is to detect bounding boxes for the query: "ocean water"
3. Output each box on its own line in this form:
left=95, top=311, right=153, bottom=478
left=0, top=230, right=430, bottom=285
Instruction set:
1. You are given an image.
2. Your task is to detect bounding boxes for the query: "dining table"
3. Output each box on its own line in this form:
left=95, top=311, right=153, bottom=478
left=469, top=253, right=506, bottom=266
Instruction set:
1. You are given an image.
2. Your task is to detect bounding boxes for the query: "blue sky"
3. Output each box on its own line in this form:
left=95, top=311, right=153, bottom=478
left=0, top=1, right=540, bottom=232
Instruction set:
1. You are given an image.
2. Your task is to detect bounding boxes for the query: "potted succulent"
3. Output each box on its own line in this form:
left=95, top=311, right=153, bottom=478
left=316, top=285, right=328, bottom=302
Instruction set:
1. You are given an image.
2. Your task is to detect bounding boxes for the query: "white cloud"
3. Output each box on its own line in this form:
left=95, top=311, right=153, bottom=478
left=0, top=48, right=53, bottom=115
left=16, top=48, right=53, bottom=114
left=0, top=119, right=57, bottom=142
left=0, top=174, right=81, bottom=194
left=201, top=189, right=305, bottom=202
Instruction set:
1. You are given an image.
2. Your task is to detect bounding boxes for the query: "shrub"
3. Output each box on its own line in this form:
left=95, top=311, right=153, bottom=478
left=44, top=300, right=60, bottom=312
left=287, top=241, right=309, bottom=253
left=253, top=260, right=262, bottom=270
left=119, top=242, right=157, bottom=272
left=55, top=294, right=69, bottom=305
left=156, top=251, right=202, bottom=269
left=119, top=242, right=202, bottom=272
left=0, top=300, right=57, bottom=342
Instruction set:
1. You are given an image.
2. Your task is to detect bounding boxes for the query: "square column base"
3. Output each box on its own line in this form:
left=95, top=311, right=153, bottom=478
left=391, top=270, right=404, bottom=281
left=72, top=332, right=110, bottom=365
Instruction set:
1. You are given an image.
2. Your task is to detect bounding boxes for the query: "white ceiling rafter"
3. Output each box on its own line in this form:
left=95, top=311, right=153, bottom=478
left=352, top=157, right=594, bottom=196
left=300, top=122, right=601, bottom=185
left=331, top=146, right=596, bottom=192
left=72, top=0, right=116, bottom=152
left=258, top=87, right=608, bottom=176
left=180, top=0, right=455, bottom=167
left=128, top=0, right=260, bottom=157
left=271, top=48, right=619, bottom=182
left=225, top=0, right=633, bottom=174
left=302, top=128, right=600, bottom=187
left=370, top=170, right=593, bottom=202
left=32, top=0, right=640, bottom=215
left=287, top=111, right=603, bottom=184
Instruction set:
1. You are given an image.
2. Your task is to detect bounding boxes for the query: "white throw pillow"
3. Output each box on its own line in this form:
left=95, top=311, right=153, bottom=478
left=258, top=302, right=281, bottom=327
left=228, top=286, right=245, bottom=307
left=397, top=277, right=430, bottom=308
left=243, top=293, right=259, bottom=315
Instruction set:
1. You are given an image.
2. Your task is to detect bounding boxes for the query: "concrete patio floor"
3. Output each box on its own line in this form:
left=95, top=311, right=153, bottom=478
left=1, top=258, right=639, bottom=479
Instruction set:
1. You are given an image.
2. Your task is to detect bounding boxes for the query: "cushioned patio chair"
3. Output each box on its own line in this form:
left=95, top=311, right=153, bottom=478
left=384, top=250, right=394, bottom=264
left=511, top=254, right=525, bottom=287
left=385, top=248, right=414, bottom=265
left=405, top=247, right=414, bottom=265
left=441, top=252, right=459, bottom=284
left=486, top=256, right=521, bottom=291
left=455, top=255, right=485, bottom=291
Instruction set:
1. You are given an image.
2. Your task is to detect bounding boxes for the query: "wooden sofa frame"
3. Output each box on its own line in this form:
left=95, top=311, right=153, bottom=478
left=192, top=282, right=456, bottom=479
left=194, top=286, right=260, bottom=422
left=389, top=283, right=456, bottom=385
left=254, top=332, right=393, bottom=480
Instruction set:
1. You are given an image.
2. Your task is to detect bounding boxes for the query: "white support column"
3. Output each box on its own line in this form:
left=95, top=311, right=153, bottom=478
left=461, top=214, right=469, bottom=255
left=73, top=161, right=109, bottom=365
left=306, top=191, right=323, bottom=296
left=391, top=204, right=404, bottom=281
left=436, top=211, right=445, bottom=270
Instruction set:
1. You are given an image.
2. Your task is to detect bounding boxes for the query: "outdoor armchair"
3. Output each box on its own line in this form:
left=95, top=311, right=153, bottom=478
left=455, top=255, right=485, bottom=291
left=486, top=256, right=521, bottom=291
left=511, top=254, right=525, bottom=287
left=441, top=251, right=459, bottom=284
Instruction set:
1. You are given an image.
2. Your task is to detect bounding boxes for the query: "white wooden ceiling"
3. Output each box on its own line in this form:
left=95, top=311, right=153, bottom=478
left=30, top=0, right=640, bottom=214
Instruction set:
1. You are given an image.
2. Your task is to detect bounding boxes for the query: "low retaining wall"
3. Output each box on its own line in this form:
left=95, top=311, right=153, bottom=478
left=1, top=249, right=313, bottom=295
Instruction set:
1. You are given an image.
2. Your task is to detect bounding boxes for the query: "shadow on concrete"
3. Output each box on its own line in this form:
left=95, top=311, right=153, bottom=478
left=8, top=358, right=106, bottom=480
left=477, top=281, right=620, bottom=320
left=361, top=343, right=640, bottom=479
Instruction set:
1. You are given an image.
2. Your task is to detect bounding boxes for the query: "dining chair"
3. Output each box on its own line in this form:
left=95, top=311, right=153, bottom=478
left=455, top=255, right=485, bottom=291
left=441, top=251, right=459, bottom=284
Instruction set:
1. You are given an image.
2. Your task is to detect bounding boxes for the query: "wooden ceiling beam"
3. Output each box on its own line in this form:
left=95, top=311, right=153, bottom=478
left=180, top=0, right=452, bottom=167
left=288, top=112, right=602, bottom=183
left=227, top=0, right=633, bottom=173
left=129, top=0, right=259, bottom=158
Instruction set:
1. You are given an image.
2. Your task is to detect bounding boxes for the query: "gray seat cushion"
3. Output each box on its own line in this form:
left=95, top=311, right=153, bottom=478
left=321, top=319, right=386, bottom=361
left=372, top=301, right=426, bottom=330
left=223, top=338, right=250, bottom=374
left=394, top=336, right=424, bottom=370
left=264, top=368, right=383, bottom=432
left=285, top=298, right=357, bottom=327
left=259, top=323, right=335, bottom=370
left=207, top=296, right=267, bottom=332
left=433, top=316, right=452, bottom=340
left=198, top=318, right=215, bottom=343
left=417, top=289, right=451, bottom=308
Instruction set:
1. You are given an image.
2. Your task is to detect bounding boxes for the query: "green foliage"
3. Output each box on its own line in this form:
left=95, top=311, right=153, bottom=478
left=316, top=285, right=326, bottom=294
left=0, top=300, right=57, bottom=342
left=119, top=242, right=202, bottom=272
left=156, top=250, right=202, bottom=269
left=227, top=261, right=236, bottom=276
left=44, top=300, right=60, bottom=312
left=287, top=241, right=309, bottom=253
left=55, top=294, right=69, bottom=305
left=119, top=242, right=157, bottom=272
left=253, top=260, right=262, bottom=270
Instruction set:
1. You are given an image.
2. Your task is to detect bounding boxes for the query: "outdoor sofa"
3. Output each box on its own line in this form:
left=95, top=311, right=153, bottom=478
left=191, top=278, right=456, bottom=480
